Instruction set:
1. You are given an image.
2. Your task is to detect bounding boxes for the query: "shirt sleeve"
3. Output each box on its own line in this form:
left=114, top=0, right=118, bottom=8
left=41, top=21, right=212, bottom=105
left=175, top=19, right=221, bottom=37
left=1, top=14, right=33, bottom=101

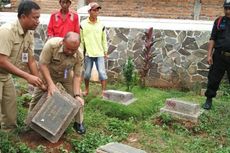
left=0, top=28, right=13, bottom=56
left=73, top=51, right=83, bottom=76
left=74, top=14, right=80, bottom=34
left=102, top=26, right=108, bottom=53
left=210, top=18, right=218, bottom=41
left=39, top=40, right=53, bottom=64
left=79, top=25, right=85, bottom=51
left=27, top=31, right=35, bottom=57
left=47, top=14, right=55, bottom=37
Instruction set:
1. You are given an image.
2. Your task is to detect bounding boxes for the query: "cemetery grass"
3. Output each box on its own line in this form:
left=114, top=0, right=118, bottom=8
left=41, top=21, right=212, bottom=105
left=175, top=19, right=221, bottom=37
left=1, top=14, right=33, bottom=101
left=0, top=80, right=229, bottom=153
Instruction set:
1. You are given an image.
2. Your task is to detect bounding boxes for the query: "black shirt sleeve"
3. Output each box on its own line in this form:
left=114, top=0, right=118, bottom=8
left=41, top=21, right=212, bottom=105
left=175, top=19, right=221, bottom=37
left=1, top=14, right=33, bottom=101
left=210, top=18, right=218, bottom=41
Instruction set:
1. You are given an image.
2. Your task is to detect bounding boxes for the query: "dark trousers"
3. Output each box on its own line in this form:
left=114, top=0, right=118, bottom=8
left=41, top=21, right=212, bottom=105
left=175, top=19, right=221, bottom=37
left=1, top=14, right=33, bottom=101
left=205, top=50, right=230, bottom=98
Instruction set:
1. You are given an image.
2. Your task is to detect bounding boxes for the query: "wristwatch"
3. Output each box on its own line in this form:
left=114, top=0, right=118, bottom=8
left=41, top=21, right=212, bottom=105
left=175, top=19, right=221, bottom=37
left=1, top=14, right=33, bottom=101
left=74, top=94, right=80, bottom=98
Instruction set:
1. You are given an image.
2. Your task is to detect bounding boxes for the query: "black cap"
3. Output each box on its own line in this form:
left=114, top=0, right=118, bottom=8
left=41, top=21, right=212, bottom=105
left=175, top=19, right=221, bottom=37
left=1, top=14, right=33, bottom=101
left=224, top=0, right=230, bottom=7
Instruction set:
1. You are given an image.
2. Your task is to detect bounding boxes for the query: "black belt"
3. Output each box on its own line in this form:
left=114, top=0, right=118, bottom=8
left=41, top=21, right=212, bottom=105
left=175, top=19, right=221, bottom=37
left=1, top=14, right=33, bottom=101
left=221, top=51, right=230, bottom=56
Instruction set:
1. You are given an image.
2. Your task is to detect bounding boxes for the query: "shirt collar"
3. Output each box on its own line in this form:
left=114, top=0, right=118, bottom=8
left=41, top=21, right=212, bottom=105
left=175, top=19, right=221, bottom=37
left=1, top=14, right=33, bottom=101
left=58, top=45, right=77, bottom=58
left=16, top=19, right=25, bottom=36
left=87, top=17, right=99, bottom=24
left=57, top=10, right=71, bottom=18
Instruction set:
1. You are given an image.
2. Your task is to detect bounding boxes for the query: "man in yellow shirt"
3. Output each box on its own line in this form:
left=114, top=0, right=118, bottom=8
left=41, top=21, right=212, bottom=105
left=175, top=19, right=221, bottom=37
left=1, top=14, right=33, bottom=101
left=80, top=2, right=108, bottom=96
left=0, top=1, right=44, bottom=131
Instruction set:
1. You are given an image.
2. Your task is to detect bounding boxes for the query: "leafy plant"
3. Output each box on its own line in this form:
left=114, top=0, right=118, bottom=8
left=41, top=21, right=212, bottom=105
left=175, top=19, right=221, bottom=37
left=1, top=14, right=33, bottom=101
left=71, top=132, right=113, bottom=153
left=192, top=81, right=202, bottom=95
left=184, top=138, right=212, bottom=153
left=106, top=118, right=134, bottom=141
left=17, top=143, right=45, bottom=153
left=139, top=27, right=156, bottom=87
left=58, top=145, right=69, bottom=153
left=219, top=80, right=230, bottom=96
left=16, top=94, right=31, bottom=128
left=159, top=113, right=173, bottom=125
left=0, top=131, right=17, bottom=153
left=122, top=57, right=136, bottom=91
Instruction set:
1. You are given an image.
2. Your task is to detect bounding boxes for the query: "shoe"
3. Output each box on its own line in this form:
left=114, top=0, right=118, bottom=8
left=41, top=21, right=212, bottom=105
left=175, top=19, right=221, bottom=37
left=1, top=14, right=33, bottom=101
left=202, top=98, right=212, bottom=110
left=73, top=122, right=86, bottom=134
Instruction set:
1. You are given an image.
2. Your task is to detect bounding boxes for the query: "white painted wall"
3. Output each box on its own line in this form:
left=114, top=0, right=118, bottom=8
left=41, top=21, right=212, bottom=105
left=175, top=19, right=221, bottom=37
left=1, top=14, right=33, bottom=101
left=0, top=12, right=214, bottom=31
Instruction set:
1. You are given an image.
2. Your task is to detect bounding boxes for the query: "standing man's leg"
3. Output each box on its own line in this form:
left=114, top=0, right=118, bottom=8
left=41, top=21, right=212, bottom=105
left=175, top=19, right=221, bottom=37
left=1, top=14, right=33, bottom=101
left=0, top=78, right=17, bottom=130
left=204, top=52, right=226, bottom=110
left=84, top=56, right=93, bottom=96
left=95, top=57, right=107, bottom=96
left=226, top=56, right=230, bottom=84
left=62, top=81, right=85, bottom=134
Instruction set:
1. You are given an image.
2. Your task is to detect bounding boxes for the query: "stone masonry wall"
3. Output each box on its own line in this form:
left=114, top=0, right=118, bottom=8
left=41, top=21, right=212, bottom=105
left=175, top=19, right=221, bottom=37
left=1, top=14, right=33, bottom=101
left=0, top=15, right=211, bottom=89
left=30, top=24, right=210, bottom=89
left=2, top=0, right=224, bottom=20
left=106, top=28, right=210, bottom=89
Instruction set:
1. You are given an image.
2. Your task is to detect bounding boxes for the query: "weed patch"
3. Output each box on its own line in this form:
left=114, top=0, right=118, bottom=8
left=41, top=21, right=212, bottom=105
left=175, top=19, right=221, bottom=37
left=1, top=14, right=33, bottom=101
left=71, top=132, right=113, bottom=153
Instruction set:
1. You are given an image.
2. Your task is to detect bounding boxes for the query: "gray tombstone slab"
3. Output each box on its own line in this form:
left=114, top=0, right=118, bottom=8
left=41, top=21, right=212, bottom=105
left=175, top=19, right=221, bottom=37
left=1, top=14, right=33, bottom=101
left=26, top=88, right=81, bottom=143
left=160, top=98, right=203, bottom=123
left=96, top=142, right=146, bottom=153
left=103, top=90, right=136, bottom=105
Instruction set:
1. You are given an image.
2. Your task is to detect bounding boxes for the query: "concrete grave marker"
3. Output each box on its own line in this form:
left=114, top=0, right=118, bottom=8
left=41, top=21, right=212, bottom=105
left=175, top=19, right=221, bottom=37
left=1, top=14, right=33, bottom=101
left=96, top=142, right=146, bottom=153
left=31, top=93, right=74, bottom=136
left=25, top=85, right=81, bottom=143
left=160, top=98, right=203, bottom=122
left=103, top=90, right=136, bottom=105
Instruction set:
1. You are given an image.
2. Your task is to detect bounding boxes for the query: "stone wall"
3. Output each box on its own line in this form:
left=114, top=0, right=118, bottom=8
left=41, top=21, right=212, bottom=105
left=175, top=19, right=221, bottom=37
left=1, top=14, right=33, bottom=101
left=106, top=28, right=210, bottom=89
left=32, top=24, right=210, bottom=89
left=0, top=15, right=212, bottom=89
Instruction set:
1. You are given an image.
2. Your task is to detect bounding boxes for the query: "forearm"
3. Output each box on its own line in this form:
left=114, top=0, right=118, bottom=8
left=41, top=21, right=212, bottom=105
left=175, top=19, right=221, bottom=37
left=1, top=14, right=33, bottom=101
left=0, top=55, right=31, bottom=80
left=73, top=74, right=81, bottom=96
left=39, top=63, right=54, bottom=86
left=207, top=40, right=215, bottom=57
left=28, top=56, right=39, bottom=77
left=102, top=32, right=108, bottom=54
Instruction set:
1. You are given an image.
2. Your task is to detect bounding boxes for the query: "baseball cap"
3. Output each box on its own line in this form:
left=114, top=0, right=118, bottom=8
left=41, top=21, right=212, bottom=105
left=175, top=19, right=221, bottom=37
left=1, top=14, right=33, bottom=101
left=87, top=2, right=101, bottom=11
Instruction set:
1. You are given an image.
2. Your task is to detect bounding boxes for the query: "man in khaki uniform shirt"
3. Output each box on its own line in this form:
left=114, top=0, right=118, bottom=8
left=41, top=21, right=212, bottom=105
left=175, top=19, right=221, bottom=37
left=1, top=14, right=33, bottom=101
left=0, top=1, right=44, bottom=130
left=29, top=32, right=86, bottom=134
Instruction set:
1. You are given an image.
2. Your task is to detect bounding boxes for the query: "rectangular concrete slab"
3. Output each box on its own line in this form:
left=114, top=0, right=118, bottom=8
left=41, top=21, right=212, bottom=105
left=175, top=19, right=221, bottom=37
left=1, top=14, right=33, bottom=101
left=96, top=142, right=146, bottom=153
left=160, top=98, right=203, bottom=123
left=164, top=99, right=200, bottom=115
left=103, top=90, right=136, bottom=105
left=31, top=92, right=74, bottom=136
left=26, top=86, right=81, bottom=143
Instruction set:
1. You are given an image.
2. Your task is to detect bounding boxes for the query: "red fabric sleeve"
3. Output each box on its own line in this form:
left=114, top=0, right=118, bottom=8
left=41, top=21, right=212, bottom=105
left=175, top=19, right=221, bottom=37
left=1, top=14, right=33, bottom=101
left=47, top=14, right=55, bottom=37
left=74, top=14, right=80, bottom=34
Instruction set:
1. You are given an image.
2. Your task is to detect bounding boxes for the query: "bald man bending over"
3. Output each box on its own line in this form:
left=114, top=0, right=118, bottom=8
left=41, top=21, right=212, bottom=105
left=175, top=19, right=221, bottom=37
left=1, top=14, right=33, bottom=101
left=28, top=32, right=85, bottom=134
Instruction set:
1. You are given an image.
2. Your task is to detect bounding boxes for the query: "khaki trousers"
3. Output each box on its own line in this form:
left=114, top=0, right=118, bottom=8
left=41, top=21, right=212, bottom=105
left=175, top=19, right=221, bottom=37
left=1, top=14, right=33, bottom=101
left=29, top=79, right=83, bottom=124
left=0, top=77, right=17, bottom=129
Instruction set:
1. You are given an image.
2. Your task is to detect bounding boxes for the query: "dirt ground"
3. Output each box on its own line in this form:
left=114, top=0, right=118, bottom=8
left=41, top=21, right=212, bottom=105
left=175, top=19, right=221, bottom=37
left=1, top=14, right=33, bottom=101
left=19, top=130, right=72, bottom=153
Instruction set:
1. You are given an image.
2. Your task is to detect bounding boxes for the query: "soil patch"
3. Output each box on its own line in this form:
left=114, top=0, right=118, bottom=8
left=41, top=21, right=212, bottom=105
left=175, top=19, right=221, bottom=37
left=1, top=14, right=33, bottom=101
left=153, top=116, right=207, bottom=136
left=19, top=130, right=72, bottom=153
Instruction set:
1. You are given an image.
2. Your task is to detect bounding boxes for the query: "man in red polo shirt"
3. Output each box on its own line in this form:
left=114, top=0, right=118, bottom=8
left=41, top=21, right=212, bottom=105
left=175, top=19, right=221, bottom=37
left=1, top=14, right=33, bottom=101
left=47, top=0, right=80, bottom=38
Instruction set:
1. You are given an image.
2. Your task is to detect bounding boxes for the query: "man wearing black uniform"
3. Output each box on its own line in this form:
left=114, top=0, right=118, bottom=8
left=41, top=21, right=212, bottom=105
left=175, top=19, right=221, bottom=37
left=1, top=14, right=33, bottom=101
left=203, top=0, right=230, bottom=110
